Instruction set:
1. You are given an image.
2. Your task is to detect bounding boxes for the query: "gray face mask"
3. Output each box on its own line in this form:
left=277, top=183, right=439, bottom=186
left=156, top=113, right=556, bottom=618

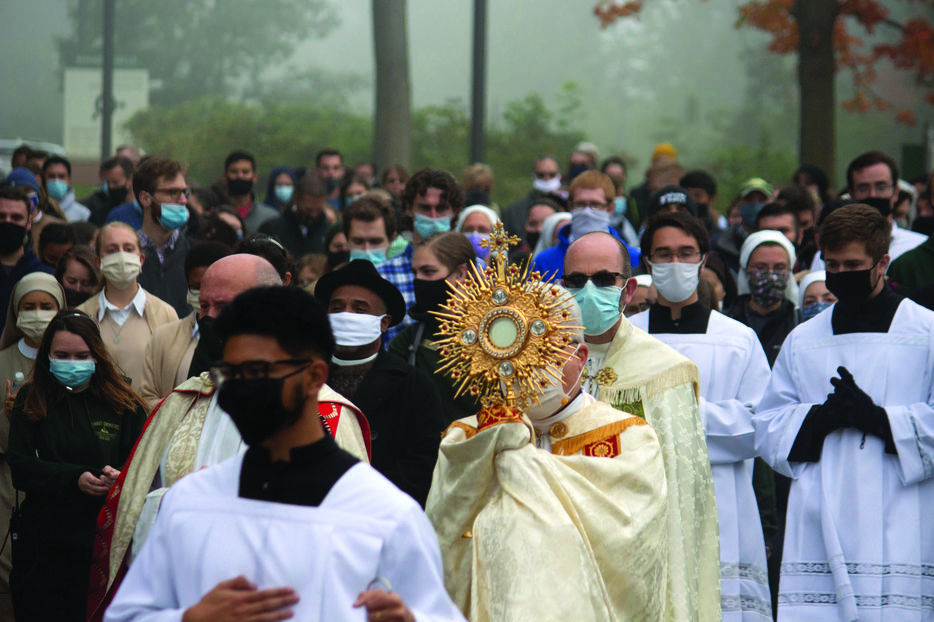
left=570, top=207, right=610, bottom=241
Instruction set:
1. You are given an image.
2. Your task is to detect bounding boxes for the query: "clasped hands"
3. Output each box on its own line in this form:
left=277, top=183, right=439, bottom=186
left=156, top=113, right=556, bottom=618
left=816, top=366, right=889, bottom=442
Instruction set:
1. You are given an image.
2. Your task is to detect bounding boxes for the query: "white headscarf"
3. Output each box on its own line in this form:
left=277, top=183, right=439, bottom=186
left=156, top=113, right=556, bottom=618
left=533, top=212, right=572, bottom=256
left=798, top=270, right=827, bottom=309
left=455, top=205, right=500, bottom=233
left=737, top=229, right=800, bottom=308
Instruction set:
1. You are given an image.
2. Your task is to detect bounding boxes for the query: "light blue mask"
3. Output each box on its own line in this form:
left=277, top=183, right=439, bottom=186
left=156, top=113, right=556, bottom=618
left=570, top=281, right=623, bottom=336
left=47, top=179, right=69, bottom=201
left=800, top=300, right=832, bottom=321
left=49, top=358, right=96, bottom=390
left=350, top=247, right=388, bottom=267
left=414, top=213, right=451, bottom=239
left=613, top=196, right=627, bottom=217
left=158, top=203, right=189, bottom=230
left=274, top=185, right=294, bottom=205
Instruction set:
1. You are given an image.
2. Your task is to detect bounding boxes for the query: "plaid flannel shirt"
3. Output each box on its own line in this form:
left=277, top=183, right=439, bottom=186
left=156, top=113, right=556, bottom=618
left=377, top=243, right=416, bottom=345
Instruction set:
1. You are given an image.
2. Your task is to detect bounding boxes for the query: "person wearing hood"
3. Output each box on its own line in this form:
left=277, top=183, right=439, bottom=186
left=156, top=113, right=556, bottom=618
left=532, top=170, right=640, bottom=280
left=0, top=186, right=54, bottom=329
left=531, top=211, right=572, bottom=258
left=7, top=310, right=146, bottom=621
left=387, top=231, right=477, bottom=423
left=454, top=204, right=500, bottom=263
left=42, top=156, right=90, bottom=223
left=0, top=273, right=65, bottom=620
left=797, top=270, right=836, bottom=322
left=727, top=230, right=799, bottom=367
left=262, top=165, right=297, bottom=213
left=716, top=177, right=774, bottom=274
left=501, top=155, right=566, bottom=242
left=5, top=167, right=67, bottom=258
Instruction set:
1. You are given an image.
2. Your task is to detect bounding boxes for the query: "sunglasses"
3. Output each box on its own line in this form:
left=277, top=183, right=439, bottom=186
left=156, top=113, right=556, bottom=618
left=562, top=271, right=624, bottom=289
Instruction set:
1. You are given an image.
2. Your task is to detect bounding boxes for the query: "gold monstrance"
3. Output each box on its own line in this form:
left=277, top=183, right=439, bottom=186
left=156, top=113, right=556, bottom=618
left=432, top=222, right=582, bottom=411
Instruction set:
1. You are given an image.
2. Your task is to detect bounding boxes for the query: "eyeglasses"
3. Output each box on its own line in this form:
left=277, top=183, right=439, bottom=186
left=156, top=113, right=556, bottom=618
left=649, top=249, right=703, bottom=263
left=209, top=358, right=310, bottom=387
left=535, top=171, right=559, bottom=180
left=563, top=271, right=624, bottom=289
left=853, top=182, right=893, bottom=197
left=152, top=187, right=192, bottom=201
left=570, top=201, right=608, bottom=210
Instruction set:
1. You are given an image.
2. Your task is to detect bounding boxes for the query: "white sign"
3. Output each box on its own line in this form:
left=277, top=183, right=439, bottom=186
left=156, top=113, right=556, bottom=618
left=64, top=67, right=149, bottom=158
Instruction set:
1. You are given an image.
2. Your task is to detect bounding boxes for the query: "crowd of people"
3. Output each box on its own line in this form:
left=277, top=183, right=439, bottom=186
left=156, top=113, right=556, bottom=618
left=0, top=139, right=931, bottom=621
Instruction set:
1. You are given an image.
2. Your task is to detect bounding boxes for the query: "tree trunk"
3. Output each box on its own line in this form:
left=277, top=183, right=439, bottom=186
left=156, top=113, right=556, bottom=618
left=793, top=0, right=839, bottom=186
left=372, top=0, right=411, bottom=172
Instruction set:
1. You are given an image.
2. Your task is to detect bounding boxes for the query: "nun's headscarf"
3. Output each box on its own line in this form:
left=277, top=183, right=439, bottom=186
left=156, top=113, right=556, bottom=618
left=533, top=212, right=572, bottom=256
left=737, top=229, right=800, bottom=308
left=0, top=273, right=66, bottom=350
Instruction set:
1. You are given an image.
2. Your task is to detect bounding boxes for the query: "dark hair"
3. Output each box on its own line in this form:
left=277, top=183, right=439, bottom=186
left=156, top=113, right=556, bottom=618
left=69, top=221, right=98, bottom=246
left=100, top=155, right=134, bottom=179
left=184, top=241, right=232, bottom=281
left=640, top=212, right=711, bottom=259
left=417, top=231, right=476, bottom=272
left=0, top=185, right=32, bottom=215
left=846, top=151, right=899, bottom=193
left=340, top=173, right=371, bottom=208
left=403, top=168, right=463, bottom=217
left=133, top=157, right=185, bottom=204
left=43, top=155, right=72, bottom=177
left=702, top=251, right=738, bottom=309
left=819, top=204, right=892, bottom=262
left=192, top=186, right=223, bottom=214
left=793, top=164, right=830, bottom=204
left=776, top=184, right=816, bottom=216
left=680, top=170, right=717, bottom=197
left=755, top=202, right=800, bottom=237
left=380, top=164, right=408, bottom=189
left=12, top=145, right=34, bottom=162
left=295, top=174, right=328, bottom=199
left=22, top=310, right=146, bottom=421
left=215, top=286, right=335, bottom=361
left=224, top=150, right=256, bottom=173
left=342, top=196, right=397, bottom=241
left=315, top=148, right=343, bottom=167
left=54, top=245, right=101, bottom=292
left=26, top=150, right=48, bottom=163
left=235, top=233, right=292, bottom=282
left=195, top=215, right=240, bottom=248
left=600, top=155, right=627, bottom=176
left=38, top=223, right=76, bottom=252
left=324, top=222, right=344, bottom=250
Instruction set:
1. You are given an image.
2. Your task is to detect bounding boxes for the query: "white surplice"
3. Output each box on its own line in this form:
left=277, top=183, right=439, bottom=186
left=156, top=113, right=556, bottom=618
left=754, top=300, right=934, bottom=622
left=106, top=455, right=466, bottom=622
left=631, top=309, right=773, bottom=621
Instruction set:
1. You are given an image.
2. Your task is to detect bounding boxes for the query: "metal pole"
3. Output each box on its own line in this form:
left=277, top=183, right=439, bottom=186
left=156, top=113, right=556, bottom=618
left=469, top=0, right=487, bottom=164
left=101, top=0, right=116, bottom=159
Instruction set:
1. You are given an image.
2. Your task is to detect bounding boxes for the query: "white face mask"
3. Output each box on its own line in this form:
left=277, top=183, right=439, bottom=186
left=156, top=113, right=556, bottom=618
left=532, top=176, right=562, bottom=194
left=525, top=346, right=583, bottom=421
left=100, top=251, right=141, bottom=289
left=328, top=312, right=386, bottom=347
left=570, top=207, right=611, bottom=241
left=648, top=260, right=701, bottom=304
left=16, top=309, right=56, bottom=343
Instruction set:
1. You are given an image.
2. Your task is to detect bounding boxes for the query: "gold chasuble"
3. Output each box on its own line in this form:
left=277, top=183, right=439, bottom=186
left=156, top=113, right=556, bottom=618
left=425, top=224, right=671, bottom=622
left=596, top=316, right=722, bottom=622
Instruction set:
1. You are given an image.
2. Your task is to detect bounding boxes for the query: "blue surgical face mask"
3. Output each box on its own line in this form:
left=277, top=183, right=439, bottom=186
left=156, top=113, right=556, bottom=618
left=569, top=281, right=623, bottom=336
left=465, top=232, right=490, bottom=261
left=740, top=202, right=765, bottom=229
left=349, top=247, right=388, bottom=267
left=274, top=185, right=294, bottom=205
left=158, top=203, right=189, bottom=230
left=47, top=179, right=69, bottom=201
left=613, top=196, right=627, bottom=217
left=49, top=358, right=96, bottom=390
left=800, top=300, right=832, bottom=321
left=414, top=213, right=451, bottom=239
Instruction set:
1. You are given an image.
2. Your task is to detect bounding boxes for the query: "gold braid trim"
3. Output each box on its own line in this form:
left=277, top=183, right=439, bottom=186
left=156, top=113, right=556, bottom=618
left=598, top=359, right=699, bottom=405
left=551, top=417, right=647, bottom=456
left=477, top=404, right=523, bottom=430
left=443, top=420, right=478, bottom=440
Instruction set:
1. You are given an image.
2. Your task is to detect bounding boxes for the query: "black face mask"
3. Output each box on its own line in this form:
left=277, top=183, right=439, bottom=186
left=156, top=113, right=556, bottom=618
left=859, top=197, right=892, bottom=219
left=327, top=250, right=350, bottom=268
left=414, top=277, right=453, bottom=315
left=525, top=231, right=541, bottom=250
left=0, top=222, right=26, bottom=255
left=108, top=186, right=129, bottom=206
left=825, top=265, right=879, bottom=307
left=227, top=177, right=254, bottom=197
left=188, top=315, right=224, bottom=378
left=218, top=373, right=304, bottom=446
left=325, top=178, right=341, bottom=194
left=64, top=288, right=91, bottom=308
left=568, top=164, right=589, bottom=180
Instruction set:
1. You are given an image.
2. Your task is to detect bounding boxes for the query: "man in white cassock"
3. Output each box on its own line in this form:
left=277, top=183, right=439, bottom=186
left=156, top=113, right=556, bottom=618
left=105, top=286, right=464, bottom=622
left=563, top=230, right=722, bottom=622
left=755, top=204, right=934, bottom=622
left=629, top=213, right=772, bottom=621
left=427, top=288, right=669, bottom=622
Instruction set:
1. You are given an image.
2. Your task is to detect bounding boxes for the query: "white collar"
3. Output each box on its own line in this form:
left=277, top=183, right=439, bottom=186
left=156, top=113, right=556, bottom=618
left=192, top=315, right=200, bottom=339
left=531, top=391, right=588, bottom=433
left=17, top=338, right=37, bottom=359
left=331, top=351, right=379, bottom=367
left=97, top=286, right=146, bottom=321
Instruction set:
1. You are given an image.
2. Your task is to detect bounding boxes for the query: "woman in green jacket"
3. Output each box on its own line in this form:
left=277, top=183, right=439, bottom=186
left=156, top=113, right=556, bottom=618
left=7, top=310, right=146, bottom=621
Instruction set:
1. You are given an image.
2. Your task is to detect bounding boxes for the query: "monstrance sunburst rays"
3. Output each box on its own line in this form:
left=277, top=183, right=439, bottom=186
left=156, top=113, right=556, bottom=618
left=431, top=222, right=582, bottom=411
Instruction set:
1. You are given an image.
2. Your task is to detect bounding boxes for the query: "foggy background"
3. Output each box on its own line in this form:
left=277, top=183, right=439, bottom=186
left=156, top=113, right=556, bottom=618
left=1, top=0, right=931, bottom=193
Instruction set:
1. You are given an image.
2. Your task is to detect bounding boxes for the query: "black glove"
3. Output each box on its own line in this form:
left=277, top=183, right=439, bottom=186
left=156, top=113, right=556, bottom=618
left=788, top=389, right=853, bottom=463
left=830, top=366, right=896, bottom=454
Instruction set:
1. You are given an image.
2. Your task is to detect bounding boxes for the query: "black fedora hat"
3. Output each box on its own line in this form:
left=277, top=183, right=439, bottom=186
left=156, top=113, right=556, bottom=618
left=314, top=259, right=407, bottom=327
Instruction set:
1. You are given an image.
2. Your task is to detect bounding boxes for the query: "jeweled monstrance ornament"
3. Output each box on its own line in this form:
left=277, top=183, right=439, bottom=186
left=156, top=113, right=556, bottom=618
left=432, top=222, right=582, bottom=411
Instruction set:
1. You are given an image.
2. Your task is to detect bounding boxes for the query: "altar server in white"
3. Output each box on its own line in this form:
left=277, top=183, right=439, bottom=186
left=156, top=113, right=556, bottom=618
left=755, top=204, right=934, bottom=622
left=630, top=212, right=772, bottom=621
left=106, top=286, right=465, bottom=622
